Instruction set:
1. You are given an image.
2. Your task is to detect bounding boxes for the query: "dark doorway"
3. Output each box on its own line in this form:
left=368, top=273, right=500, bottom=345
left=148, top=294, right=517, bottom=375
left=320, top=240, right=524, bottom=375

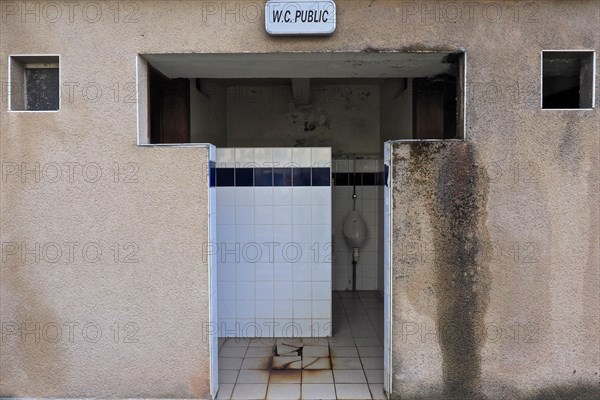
left=149, top=66, right=190, bottom=143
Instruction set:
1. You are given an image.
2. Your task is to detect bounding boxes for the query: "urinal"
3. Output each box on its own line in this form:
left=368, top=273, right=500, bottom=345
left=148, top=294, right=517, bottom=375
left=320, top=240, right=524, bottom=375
left=343, top=210, right=368, bottom=250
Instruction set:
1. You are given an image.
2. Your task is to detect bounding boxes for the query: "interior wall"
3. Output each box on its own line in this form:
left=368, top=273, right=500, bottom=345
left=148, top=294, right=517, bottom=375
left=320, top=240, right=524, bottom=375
left=215, top=148, right=333, bottom=338
left=190, top=80, right=227, bottom=146
left=381, top=79, right=413, bottom=143
left=190, top=81, right=384, bottom=156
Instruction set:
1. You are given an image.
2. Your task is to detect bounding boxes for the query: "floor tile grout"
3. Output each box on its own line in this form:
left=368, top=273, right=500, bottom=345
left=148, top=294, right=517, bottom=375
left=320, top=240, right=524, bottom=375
left=220, top=291, right=382, bottom=399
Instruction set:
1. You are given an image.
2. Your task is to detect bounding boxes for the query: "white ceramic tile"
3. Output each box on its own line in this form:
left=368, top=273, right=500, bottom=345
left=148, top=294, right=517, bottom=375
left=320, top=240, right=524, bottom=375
left=236, top=264, right=254, bottom=282
left=292, top=206, right=311, bottom=225
left=217, top=187, right=236, bottom=206
left=274, top=243, right=295, bottom=263
left=274, top=205, right=293, bottom=225
left=301, top=383, right=336, bottom=399
left=358, top=159, right=377, bottom=173
left=331, top=348, right=360, bottom=360
left=273, top=225, right=293, bottom=243
left=219, top=356, right=243, bottom=369
left=311, top=187, right=331, bottom=206
left=312, top=282, right=331, bottom=300
left=255, top=319, right=275, bottom=337
left=363, top=198, right=377, bottom=212
left=363, top=186, right=378, bottom=200
left=235, top=148, right=254, bottom=167
left=255, top=281, right=274, bottom=300
left=252, top=187, right=271, bottom=206
left=312, top=263, right=331, bottom=282
left=311, top=319, right=332, bottom=336
left=273, top=148, right=293, bottom=167
left=274, top=186, right=293, bottom=205
left=293, top=300, right=311, bottom=319
left=292, top=225, right=311, bottom=242
left=293, top=281, right=311, bottom=300
left=238, top=369, right=271, bottom=384
left=217, top=225, right=236, bottom=244
left=361, top=358, right=384, bottom=370
left=333, top=159, right=349, bottom=173
left=231, top=383, right=267, bottom=399
left=235, top=225, right=254, bottom=245
left=333, top=370, right=367, bottom=383
left=302, top=370, right=334, bottom=384
left=254, top=224, right=274, bottom=242
left=299, top=243, right=315, bottom=263
left=293, top=318, right=313, bottom=337
left=254, top=263, right=273, bottom=281
left=311, top=148, right=331, bottom=168
left=275, top=281, right=295, bottom=302
left=312, top=301, right=330, bottom=319
left=236, top=281, right=254, bottom=300
left=274, top=264, right=293, bottom=283
left=267, top=383, right=301, bottom=400
left=346, top=159, right=360, bottom=174
left=219, top=300, right=236, bottom=319
left=235, top=187, right=254, bottom=206
left=217, top=206, right=236, bottom=225
left=217, top=148, right=235, bottom=167
left=218, top=263, right=236, bottom=282
left=218, top=369, right=239, bottom=384
left=292, top=187, right=312, bottom=206
left=253, top=148, right=273, bottom=166
left=370, top=383, right=387, bottom=399
left=272, top=319, right=291, bottom=337
left=274, top=300, right=293, bottom=318
left=218, top=282, right=236, bottom=300
left=255, top=300, right=274, bottom=318
left=293, top=264, right=311, bottom=282
left=311, top=206, right=331, bottom=225
left=292, top=148, right=312, bottom=167
left=218, top=319, right=237, bottom=337
left=311, top=225, right=331, bottom=244
left=236, top=300, right=254, bottom=319
left=335, top=384, right=371, bottom=400
left=236, top=206, right=254, bottom=225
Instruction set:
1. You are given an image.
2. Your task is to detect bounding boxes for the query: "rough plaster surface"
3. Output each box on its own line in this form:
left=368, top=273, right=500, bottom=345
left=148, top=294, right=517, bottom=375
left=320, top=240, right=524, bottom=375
left=1, top=0, right=599, bottom=398
left=390, top=139, right=598, bottom=399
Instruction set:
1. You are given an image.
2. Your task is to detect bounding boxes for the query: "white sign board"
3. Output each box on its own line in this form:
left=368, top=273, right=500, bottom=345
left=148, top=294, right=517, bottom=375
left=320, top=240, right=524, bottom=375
left=265, top=1, right=336, bottom=36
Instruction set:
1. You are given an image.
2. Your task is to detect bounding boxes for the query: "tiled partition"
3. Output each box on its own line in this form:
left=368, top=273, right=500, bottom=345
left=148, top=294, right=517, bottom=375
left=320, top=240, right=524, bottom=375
left=215, top=148, right=332, bottom=338
left=332, top=158, right=384, bottom=291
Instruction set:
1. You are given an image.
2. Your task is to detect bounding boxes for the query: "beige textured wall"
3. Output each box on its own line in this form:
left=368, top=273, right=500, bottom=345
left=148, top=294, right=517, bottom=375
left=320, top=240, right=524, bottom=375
left=1, top=0, right=598, bottom=398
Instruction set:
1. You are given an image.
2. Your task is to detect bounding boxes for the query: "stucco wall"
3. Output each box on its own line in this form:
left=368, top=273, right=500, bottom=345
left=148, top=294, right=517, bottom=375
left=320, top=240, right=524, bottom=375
left=388, top=140, right=598, bottom=399
left=1, top=0, right=599, bottom=398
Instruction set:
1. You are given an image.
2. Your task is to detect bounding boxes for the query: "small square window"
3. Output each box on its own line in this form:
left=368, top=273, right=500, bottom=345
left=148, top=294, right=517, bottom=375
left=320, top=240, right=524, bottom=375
left=9, top=55, right=60, bottom=111
left=542, top=51, right=595, bottom=109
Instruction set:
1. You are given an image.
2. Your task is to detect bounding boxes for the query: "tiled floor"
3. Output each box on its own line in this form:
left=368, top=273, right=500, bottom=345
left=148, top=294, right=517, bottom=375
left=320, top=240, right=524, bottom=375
left=217, top=291, right=385, bottom=400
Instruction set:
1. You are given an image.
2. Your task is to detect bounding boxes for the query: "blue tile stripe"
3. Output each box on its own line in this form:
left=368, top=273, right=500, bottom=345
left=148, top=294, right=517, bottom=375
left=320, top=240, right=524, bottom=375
left=214, top=167, right=331, bottom=187
left=333, top=172, right=385, bottom=186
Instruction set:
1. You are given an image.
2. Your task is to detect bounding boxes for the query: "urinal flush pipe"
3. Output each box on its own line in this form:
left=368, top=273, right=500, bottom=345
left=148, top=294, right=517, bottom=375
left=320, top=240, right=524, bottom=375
left=352, top=155, right=358, bottom=291
left=352, top=155, right=357, bottom=211
left=352, top=248, right=360, bottom=291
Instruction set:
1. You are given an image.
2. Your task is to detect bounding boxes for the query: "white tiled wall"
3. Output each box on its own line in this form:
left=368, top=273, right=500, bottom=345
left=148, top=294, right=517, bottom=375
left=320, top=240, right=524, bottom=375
left=216, top=148, right=332, bottom=338
left=332, top=158, right=384, bottom=291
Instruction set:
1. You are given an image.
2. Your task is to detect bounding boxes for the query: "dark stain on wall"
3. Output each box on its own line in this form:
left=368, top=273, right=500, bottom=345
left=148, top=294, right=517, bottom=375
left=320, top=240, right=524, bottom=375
left=400, top=141, right=492, bottom=399
left=524, top=383, right=600, bottom=400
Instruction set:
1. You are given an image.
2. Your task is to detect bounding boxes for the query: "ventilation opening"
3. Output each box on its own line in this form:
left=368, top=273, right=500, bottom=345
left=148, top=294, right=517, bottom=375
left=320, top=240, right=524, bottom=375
left=542, top=51, right=595, bottom=110
left=9, top=55, right=60, bottom=111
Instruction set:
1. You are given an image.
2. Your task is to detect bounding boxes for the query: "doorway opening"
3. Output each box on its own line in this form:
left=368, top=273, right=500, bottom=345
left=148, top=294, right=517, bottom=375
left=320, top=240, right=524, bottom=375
left=137, top=52, right=465, bottom=399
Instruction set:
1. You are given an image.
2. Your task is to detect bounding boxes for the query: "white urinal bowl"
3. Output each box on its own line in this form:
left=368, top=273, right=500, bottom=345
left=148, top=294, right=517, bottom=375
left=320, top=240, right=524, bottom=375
left=343, top=210, right=369, bottom=249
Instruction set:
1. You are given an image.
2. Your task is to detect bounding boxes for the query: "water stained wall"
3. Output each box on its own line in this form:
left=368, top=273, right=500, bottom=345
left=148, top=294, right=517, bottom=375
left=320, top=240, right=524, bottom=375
left=388, top=141, right=492, bottom=399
